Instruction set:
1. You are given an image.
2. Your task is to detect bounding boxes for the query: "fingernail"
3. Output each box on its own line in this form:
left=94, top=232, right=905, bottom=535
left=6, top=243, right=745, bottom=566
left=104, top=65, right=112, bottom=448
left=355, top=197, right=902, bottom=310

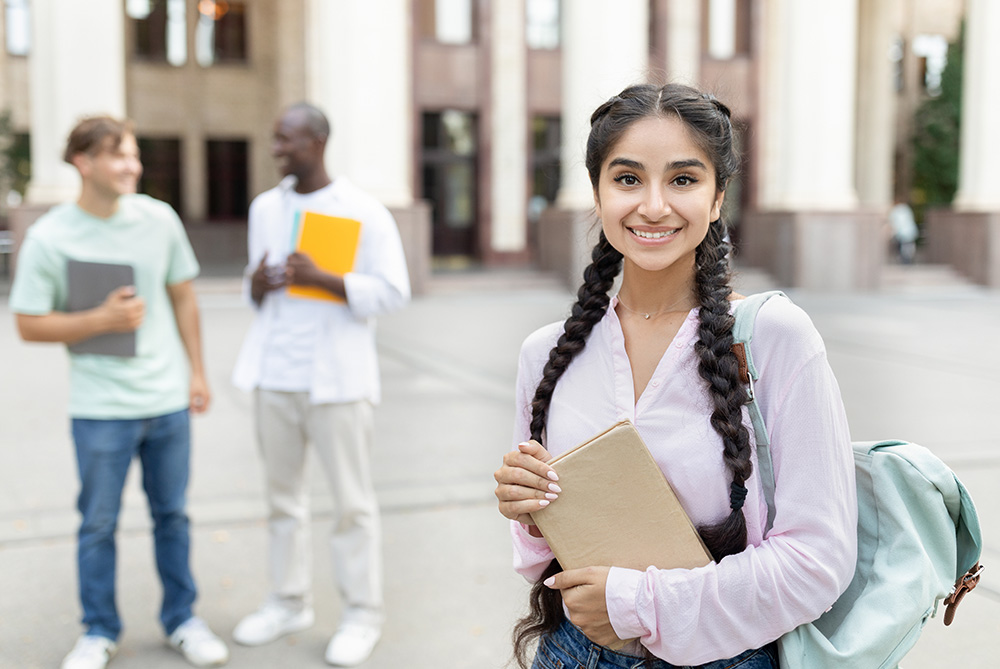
left=518, top=442, right=531, bottom=448
left=545, top=492, right=558, bottom=500
left=538, top=499, right=550, bottom=508
left=543, top=576, right=556, bottom=587
left=548, top=483, right=562, bottom=493
left=546, top=470, right=559, bottom=481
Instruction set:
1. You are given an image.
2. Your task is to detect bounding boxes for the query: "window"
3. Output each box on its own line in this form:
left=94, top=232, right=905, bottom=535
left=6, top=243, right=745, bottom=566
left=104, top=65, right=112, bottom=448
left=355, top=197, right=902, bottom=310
left=206, top=139, right=248, bottom=220
left=913, top=34, right=948, bottom=96
left=128, top=0, right=187, bottom=65
left=530, top=116, right=561, bottom=207
left=890, top=36, right=905, bottom=93
left=4, top=0, right=29, bottom=56
left=706, top=0, right=751, bottom=59
left=138, top=137, right=183, bottom=214
left=421, top=111, right=478, bottom=256
left=526, top=0, right=560, bottom=50
left=417, top=0, right=475, bottom=45
left=196, top=1, right=248, bottom=66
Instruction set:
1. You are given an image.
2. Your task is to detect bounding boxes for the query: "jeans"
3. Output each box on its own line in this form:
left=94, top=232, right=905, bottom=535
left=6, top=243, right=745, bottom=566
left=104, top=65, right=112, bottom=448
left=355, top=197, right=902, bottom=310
left=532, top=619, right=778, bottom=669
left=72, top=409, right=197, bottom=640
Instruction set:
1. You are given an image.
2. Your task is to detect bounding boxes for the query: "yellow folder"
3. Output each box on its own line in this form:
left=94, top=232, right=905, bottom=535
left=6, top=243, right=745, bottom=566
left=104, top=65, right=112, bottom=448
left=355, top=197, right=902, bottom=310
left=287, top=211, right=362, bottom=303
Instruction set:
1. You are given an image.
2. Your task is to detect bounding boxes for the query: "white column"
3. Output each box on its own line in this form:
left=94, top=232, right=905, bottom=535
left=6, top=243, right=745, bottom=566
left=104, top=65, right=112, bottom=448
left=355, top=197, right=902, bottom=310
left=26, top=0, right=126, bottom=203
left=666, top=0, right=701, bottom=85
left=758, top=0, right=859, bottom=210
left=953, top=0, right=1000, bottom=211
left=557, top=0, right=649, bottom=210
left=854, top=0, right=898, bottom=207
left=490, top=0, right=528, bottom=252
left=304, top=0, right=412, bottom=207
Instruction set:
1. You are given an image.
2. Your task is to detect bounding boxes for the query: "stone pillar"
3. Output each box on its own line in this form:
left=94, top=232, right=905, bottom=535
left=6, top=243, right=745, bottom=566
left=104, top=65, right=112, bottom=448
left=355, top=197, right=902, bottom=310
left=666, top=0, right=702, bottom=85
left=540, top=0, right=648, bottom=287
left=855, top=0, right=897, bottom=208
left=9, top=0, right=126, bottom=275
left=741, top=0, right=882, bottom=290
left=304, top=0, right=411, bottom=208
left=303, top=0, right=430, bottom=293
left=953, top=0, right=1000, bottom=212
left=24, top=0, right=126, bottom=204
left=489, top=0, right=528, bottom=256
left=925, top=0, right=1000, bottom=286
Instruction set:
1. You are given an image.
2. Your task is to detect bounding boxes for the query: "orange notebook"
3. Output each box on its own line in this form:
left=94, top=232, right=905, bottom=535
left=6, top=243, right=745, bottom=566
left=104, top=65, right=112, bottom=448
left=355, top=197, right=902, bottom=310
left=287, top=211, right=362, bottom=303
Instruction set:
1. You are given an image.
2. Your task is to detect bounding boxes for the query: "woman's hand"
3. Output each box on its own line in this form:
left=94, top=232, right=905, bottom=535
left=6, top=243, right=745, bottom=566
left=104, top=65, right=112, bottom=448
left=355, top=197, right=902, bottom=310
left=494, top=440, right=561, bottom=528
left=545, top=566, right=618, bottom=646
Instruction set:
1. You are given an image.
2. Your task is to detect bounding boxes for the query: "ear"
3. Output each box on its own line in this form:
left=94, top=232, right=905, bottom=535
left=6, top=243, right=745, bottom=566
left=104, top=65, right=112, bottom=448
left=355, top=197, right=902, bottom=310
left=593, top=187, right=601, bottom=218
left=70, top=153, right=91, bottom=177
left=710, top=190, right=726, bottom=222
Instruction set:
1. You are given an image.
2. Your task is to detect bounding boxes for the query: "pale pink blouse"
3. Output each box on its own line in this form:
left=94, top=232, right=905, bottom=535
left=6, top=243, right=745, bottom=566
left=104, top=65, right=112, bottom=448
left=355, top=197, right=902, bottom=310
left=510, top=296, right=857, bottom=665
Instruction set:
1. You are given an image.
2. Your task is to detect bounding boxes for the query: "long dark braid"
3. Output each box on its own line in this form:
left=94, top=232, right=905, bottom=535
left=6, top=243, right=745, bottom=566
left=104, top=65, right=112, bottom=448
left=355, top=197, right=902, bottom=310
left=511, top=231, right=623, bottom=669
left=692, top=221, right=753, bottom=561
left=512, top=83, right=747, bottom=667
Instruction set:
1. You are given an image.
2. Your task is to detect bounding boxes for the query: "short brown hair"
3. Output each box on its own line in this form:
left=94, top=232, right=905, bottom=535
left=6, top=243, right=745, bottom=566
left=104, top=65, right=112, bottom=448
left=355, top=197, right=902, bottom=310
left=63, top=116, right=134, bottom=164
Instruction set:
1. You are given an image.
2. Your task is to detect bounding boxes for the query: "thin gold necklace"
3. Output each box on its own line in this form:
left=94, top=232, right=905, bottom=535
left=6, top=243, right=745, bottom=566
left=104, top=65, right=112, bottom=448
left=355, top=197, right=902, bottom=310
left=616, top=293, right=695, bottom=320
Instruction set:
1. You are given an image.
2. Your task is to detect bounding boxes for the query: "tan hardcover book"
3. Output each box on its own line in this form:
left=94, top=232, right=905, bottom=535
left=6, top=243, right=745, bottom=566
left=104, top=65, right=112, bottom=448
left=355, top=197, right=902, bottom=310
left=530, top=420, right=712, bottom=573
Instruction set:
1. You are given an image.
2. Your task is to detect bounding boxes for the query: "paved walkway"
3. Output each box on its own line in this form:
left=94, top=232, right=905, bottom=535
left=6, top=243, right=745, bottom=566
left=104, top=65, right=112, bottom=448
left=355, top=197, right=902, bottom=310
left=1, top=268, right=998, bottom=668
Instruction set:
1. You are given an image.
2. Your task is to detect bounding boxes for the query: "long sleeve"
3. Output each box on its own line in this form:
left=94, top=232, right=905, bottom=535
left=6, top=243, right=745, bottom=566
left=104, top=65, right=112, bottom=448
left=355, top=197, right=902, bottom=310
left=507, top=298, right=857, bottom=666
left=508, top=322, right=562, bottom=580
left=604, top=304, right=857, bottom=665
left=343, top=202, right=410, bottom=319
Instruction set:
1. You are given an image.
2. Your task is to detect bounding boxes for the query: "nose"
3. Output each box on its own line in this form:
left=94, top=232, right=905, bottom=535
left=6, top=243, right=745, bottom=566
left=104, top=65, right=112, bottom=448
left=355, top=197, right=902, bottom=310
left=638, top=185, right=671, bottom=221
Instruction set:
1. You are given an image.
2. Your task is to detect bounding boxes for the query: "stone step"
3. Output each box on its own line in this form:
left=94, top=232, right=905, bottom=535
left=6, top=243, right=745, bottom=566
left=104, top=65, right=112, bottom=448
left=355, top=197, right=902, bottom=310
left=879, top=263, right=980, bottom=291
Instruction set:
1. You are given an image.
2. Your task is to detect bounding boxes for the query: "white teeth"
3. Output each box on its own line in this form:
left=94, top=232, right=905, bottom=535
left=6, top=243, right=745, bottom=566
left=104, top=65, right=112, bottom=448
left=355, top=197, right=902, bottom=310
left=630, top=228, right=678, bottom=239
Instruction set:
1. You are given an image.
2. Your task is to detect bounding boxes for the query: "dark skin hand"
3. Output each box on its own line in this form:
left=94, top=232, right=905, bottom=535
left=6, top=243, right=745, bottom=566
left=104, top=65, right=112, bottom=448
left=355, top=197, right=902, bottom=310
left=250, top=252, right=288, bottom=306
left=284, top=251, right=346, bottom=301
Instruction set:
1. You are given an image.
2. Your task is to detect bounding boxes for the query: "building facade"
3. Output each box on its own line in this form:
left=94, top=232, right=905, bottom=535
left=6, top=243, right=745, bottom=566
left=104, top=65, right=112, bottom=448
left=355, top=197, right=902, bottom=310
left=2, top=0, right=996, bottom=290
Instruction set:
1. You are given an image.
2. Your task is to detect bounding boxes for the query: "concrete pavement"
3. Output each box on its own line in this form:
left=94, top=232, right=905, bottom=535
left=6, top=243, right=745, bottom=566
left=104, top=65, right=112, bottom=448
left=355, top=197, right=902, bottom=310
left=1, top=267, right=998, bottom=668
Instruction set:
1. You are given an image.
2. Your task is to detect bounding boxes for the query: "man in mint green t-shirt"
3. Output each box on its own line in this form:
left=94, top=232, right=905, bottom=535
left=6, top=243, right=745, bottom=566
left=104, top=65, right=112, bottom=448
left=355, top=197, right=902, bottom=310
left=9, top=117, right=229, bottom=669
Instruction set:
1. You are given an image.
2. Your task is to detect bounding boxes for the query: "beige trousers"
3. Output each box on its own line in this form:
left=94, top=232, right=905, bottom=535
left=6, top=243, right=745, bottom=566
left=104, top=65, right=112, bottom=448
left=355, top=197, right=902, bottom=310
left=254, top=390, right=383, bottom=627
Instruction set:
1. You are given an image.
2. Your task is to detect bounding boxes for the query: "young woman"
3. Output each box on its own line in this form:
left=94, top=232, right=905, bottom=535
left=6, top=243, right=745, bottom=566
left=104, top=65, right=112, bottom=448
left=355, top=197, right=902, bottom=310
left=494, top=83, right=857, bottom=668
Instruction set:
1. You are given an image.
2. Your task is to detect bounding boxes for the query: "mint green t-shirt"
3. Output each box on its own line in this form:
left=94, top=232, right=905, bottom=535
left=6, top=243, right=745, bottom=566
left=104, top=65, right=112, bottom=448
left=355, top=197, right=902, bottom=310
left=9, top=194, right=200, bottom=419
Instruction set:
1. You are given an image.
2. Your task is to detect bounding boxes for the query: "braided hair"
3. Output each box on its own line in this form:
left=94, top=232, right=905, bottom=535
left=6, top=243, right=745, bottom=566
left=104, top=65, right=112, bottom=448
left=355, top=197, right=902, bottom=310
left=512, top=83, right=748, bottom=668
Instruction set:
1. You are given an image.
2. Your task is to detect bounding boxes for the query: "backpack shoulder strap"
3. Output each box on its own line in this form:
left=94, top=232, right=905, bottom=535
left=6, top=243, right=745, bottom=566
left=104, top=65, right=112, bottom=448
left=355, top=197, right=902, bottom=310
left=732, top=290, right=786, bottom=533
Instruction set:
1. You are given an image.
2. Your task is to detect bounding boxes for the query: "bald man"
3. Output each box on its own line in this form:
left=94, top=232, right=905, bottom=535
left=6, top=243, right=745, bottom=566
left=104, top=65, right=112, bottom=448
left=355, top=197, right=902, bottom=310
left=231, top=103, right=410, bottom=666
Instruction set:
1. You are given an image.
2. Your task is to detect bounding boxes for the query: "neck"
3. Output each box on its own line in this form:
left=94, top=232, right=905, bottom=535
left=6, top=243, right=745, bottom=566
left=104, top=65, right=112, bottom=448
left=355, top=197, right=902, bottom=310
left=76, top=187, right=121, bottom=219
left=294, top=170, right=332, bottom=194
left=617, top=257, right=698, bottom=315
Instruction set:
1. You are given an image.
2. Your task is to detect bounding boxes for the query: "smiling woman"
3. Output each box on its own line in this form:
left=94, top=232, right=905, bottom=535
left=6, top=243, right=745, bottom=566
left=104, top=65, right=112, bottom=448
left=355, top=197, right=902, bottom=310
left=494, top=83, right=856, bottom=669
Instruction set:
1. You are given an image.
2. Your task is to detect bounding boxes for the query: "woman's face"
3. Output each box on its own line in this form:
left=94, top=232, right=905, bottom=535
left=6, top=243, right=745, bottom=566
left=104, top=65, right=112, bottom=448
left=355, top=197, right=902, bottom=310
left=594, top=115, right=724, bottom=275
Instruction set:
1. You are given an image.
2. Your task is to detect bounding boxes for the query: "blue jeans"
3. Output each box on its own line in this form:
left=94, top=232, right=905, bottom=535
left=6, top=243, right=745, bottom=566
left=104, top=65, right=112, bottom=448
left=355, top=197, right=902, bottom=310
left=72, top=410, right=197, bottom=640
left=532, top=619, right=778, bottom=669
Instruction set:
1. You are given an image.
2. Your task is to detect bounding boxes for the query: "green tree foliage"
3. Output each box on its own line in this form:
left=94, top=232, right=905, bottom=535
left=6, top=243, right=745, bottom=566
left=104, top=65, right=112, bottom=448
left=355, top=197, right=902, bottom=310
left=911, top=26, right=963, bottom=218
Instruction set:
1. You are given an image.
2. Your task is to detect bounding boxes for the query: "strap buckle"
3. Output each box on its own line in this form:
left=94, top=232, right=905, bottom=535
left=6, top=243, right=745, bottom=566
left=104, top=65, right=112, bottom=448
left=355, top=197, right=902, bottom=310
left=943, top=562, right=985, bottom=626
left=731, top=342, right=754, bottom=401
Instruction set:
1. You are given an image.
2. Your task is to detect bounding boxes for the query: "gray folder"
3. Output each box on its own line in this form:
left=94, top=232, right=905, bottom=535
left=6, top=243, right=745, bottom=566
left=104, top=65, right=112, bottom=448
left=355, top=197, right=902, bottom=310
left=66, top=259, right=137, bottom=357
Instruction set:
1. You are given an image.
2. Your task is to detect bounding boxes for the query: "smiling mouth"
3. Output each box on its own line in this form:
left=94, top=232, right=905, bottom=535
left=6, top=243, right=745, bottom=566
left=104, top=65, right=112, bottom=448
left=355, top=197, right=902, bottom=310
left=629, top=227, right=679, bottom=240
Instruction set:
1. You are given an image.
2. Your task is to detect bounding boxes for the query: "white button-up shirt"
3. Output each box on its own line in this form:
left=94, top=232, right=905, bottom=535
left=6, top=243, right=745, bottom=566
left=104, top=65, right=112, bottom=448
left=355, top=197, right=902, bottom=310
left=232, top=176, right=410, bottom=404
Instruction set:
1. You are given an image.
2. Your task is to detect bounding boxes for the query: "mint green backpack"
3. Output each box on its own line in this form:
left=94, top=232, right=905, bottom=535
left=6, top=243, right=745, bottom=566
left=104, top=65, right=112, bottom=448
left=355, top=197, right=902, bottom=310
left=733, top=291, right=984, bottom=669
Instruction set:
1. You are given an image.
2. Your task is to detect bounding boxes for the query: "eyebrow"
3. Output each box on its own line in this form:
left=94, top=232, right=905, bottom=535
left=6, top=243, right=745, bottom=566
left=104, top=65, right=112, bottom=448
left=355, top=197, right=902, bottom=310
left=607, top=157, right=709, bottom=172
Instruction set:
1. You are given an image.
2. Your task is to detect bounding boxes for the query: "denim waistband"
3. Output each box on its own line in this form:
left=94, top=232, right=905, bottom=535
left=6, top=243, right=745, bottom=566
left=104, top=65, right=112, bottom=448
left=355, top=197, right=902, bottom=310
left=536, top=619, right=777, bottom=669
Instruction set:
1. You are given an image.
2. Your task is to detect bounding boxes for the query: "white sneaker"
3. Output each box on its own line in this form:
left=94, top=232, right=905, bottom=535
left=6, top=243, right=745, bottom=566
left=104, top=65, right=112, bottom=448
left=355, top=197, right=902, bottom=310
left=168, top=617, right=230, bottom=667
left=232, top=602, right=315, bottom=646
left=61, top=635, right=118, bottom=669
left=324, top=623, right=381, bottom=666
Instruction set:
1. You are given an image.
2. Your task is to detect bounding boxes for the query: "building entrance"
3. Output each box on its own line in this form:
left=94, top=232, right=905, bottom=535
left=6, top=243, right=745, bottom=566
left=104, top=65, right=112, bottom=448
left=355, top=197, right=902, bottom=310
left=421, top=110, right=478, bottom=257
